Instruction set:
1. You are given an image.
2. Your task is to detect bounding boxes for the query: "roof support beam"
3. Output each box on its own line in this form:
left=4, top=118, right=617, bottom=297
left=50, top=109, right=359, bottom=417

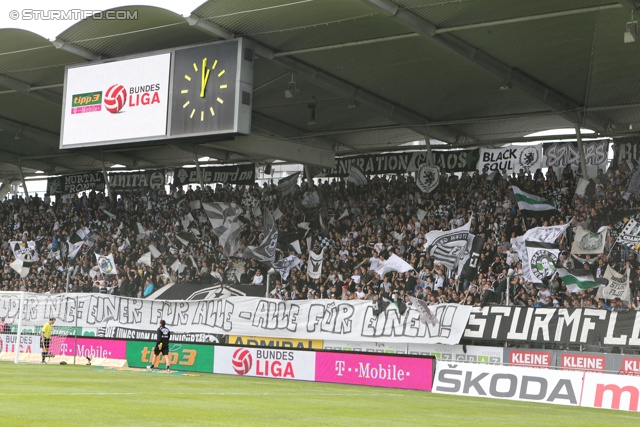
left=366, top=0, right=609, bottom=132
left=186, top=15, right=462, bottom=144
left=212, top=135, right=335, bottom=168
left=619, top=0, right=640, bottom=11
left=0, top=74, right=62, bottom=105
left=52, top=40, right=101, bottom=61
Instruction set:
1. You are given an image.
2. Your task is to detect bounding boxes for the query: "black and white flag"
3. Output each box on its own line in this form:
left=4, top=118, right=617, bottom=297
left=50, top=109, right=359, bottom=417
left=203, top=202, right=243, bottom=257
left=346, top=164, right=367, bottom=186
left=301, top=190, right=321, bottom=209
left=307, top=248, right=324, bottom=280
left=458, top=234, right=484, bottom=281
left=597, top=265, right=631, bottom=301
left=416, top=164, right=439, bottom=193
left=617, top=219, right=640, bottom=246
left=9, top=240, right=39, bottom=263
left=271, top=255, right=301, bottom=281
left=243, top=209, right=278, bottom=263
left=278, top=172, right=300, bottom=196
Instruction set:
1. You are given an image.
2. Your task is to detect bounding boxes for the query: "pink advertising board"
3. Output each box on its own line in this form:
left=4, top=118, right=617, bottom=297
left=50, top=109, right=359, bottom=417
left=315, top=351, right=434, bottom=391
left=54, top=337, right=127, bottom=359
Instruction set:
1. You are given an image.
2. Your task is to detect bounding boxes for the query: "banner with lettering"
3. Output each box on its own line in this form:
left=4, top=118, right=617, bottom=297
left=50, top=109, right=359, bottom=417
left=464, top=306, right=640, bottom=347
left=543, top=140, right=609, bottom=168
left=319, top=149, right=479, bottom=176
left=477, top=145, right=542, bottom=173
left=108, top=170, right=166, bottom=192
left=47, top=172, right=105, bottom=196
left=0, top=293, right=470, bottom=345
left=173, top=164, right=255, bottom=186
left=612, top=136, right=640, bottom=168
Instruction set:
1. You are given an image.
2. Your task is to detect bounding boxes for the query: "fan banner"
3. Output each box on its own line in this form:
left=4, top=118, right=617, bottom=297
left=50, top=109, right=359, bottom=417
left=477, top=145, right=542, bottom=173
left=108, top=170, right=165, bottom=191
left=47, top=172, right=105, bottom=196
left=173, top=164, right=255, bottom=186
left=0, top=293, right=472, bottom=345
left=543, top=140, right=609, bottom=168
left=319, top=149, right=479, bottom=176
left=464, top=306, right=640, bottom=348
left=416, top=164, right=439, bottom=193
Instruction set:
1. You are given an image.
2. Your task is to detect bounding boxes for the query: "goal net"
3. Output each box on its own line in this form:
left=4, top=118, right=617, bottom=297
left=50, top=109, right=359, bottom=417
left=0, top=292, right=72, bottom=364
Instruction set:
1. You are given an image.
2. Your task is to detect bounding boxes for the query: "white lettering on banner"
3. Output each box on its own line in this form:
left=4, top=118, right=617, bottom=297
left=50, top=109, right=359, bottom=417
left=509, top=350, right=551, bottom=367
left=433, top=362, right=583, bottom=406
left=622, top=358, right=640, bottom=373
left=561, top=354, right=605, bottom=371
left=0, top=293, right=471, bottom=345
left=544, top=141, right=609, bottom=168
left=477, top=146, right=542, bottom=173
left=581, top=372, right=640, bottom=412
left=464, top=306, right=640, bottom=347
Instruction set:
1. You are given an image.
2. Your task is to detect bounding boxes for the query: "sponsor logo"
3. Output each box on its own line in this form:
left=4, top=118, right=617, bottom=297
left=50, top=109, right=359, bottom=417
left=561, top=354, right=605, bottom=371
left=232, top=348, right=252, bottom=375
left=71, top=91, right=103, bottom=114
left=510, top=350, right=551, bottom=367
left=230, top=336, right=322, bottom=349
left=622, top=358, right=640, bottom=373
left=73, top=82, right=162, bottom=115
left=104, top=84, right=127, bottom=113
left=434, top=363, right=578, bottom=404
left=594, top=383, right=639, bottom=411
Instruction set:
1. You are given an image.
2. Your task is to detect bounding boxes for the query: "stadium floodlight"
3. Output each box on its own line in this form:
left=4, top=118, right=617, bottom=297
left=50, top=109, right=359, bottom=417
left=285, top=74, right=298, bottom=98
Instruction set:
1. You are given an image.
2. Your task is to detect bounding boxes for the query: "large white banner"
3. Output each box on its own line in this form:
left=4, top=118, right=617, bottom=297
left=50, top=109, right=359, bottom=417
left=478, top=145, right=542, bottom=173
left=433, top=361, right=584, bottom=406
left=61, top=53, right=171, bottom=147
left=0, top=293, right=472, bottom=345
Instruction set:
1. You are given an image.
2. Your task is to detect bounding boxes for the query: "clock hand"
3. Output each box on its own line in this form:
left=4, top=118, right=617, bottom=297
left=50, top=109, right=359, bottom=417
left=200, top=58, right=211, bottom=98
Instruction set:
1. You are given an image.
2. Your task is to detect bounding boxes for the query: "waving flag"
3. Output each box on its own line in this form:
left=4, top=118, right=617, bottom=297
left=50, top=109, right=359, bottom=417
left=556, top=266, right=602, bottom=293
left=243, top=209, right=278, bottom=263
left=511, top=185, right=559, bottom=217
left=278, top=172, right=300, bottom=196
left=271, top=256, right=301, bottom=281
left=307, top=248, right=324, bottom=280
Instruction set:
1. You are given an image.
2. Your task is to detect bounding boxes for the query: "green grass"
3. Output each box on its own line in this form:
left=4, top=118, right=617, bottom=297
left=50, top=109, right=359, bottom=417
left=0, top=362, right=637, bottom=426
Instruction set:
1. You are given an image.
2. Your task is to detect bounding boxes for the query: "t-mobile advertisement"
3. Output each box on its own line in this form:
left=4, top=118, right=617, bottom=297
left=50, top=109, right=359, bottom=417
left=213, top=346, right=434, bottom=391
left=54, top=338, right=127, bottom=359
left=316, top=352, right=434, bottom=391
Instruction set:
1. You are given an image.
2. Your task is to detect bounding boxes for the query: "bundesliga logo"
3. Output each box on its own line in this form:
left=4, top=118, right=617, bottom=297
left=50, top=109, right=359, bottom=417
left=232, top=348, right=252, bottom=375
left=104, top=84, right=127, bottom=113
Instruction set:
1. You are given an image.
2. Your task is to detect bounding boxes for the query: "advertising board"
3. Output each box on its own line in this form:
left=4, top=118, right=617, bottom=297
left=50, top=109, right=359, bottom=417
left=126, top=341, right=214, bottom=372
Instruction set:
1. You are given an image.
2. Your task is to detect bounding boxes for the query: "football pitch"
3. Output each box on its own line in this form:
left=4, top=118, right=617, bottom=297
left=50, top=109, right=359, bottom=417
left=0, top=363, right=636, bottom=426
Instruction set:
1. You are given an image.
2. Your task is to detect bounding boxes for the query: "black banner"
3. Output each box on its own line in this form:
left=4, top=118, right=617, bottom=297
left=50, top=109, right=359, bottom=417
left=612, top=136, right=640, bottom=168
left=543, top=140, right=609, bottom=168
left=173, top=164, right=255, bottom=186
left=109, top=170, right=165, bottom=192
left=47, top=172, right=105, bottom=196
left=320, top=149, right=479, bottom=177
left=464, top=306, right=640, bottom=348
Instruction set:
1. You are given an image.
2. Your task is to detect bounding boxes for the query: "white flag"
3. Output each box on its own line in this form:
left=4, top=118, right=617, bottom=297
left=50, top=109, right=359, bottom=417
left=417, top=209, right=427, bottom=222
left=148, top=245, right=161, bottom=258
left=308, top=249, right=324, bottom=280
left=272, top=208, right=283, bottom=221
left=597, top=265, right=630, bottom=302
left=571, top=226, right=606, bottom=255
left=137, top=252, right=152, bottom=267
left=339, top=210, right=349, bottom=220
left=290, top=240, right=301, bottom=255
left=376, top=253, right=414, bottom=276
left=95, top=253, right=117, bottom=275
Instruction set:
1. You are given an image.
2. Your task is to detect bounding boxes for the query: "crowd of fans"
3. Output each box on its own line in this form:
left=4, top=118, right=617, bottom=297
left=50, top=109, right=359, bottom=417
left=1, top=160, right=639, bottom=312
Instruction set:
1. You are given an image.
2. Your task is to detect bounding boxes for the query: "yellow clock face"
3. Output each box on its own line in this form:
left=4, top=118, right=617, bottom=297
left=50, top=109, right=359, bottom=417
left=180, top=57, right=228, bottom=122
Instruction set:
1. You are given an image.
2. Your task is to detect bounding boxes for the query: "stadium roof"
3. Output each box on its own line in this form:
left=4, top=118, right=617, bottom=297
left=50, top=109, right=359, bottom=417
left=0, top=0, right=639, bottom=180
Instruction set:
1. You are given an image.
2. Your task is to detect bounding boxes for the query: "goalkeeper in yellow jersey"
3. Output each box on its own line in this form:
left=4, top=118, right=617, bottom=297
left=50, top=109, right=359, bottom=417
left=41, top=317, right=56, bottom=364
left=147, top=319, right=170, bottom=371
